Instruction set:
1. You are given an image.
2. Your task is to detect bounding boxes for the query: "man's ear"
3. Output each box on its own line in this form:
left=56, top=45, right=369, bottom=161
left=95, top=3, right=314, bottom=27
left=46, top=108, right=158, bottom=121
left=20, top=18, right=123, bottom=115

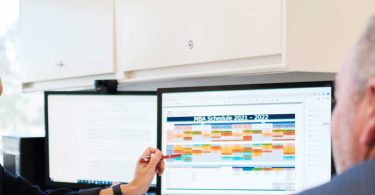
left=359, top=79, right=375, bottom=147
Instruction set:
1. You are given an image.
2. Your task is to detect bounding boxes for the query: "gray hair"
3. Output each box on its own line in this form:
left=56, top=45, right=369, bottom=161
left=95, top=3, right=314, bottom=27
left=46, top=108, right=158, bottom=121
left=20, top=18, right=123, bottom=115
left=352, top=15, right=375, bottom=95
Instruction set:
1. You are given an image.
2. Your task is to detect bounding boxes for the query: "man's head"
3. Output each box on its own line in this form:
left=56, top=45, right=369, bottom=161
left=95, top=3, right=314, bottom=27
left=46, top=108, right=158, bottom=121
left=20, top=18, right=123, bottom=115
left=332, top=15, right=375, bottom=173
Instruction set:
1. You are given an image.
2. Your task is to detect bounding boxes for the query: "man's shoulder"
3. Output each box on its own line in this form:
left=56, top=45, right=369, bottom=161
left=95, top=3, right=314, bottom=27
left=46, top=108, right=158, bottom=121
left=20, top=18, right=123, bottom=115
left=298, top=159, right=375, bottom=195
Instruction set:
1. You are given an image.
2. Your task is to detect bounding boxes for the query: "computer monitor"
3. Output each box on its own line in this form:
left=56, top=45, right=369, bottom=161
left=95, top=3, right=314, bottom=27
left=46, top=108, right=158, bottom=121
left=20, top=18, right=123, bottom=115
left=45, top=91, right=157, bottom=188
left=158, top=81, right=333, bottom=195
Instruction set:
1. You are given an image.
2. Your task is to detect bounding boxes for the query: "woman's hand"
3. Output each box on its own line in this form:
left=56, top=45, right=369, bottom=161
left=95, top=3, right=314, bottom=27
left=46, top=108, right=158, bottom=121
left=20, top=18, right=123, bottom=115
left=99, top=147, right=165, bottom=195
left=123, top=147, right=165, bottom=195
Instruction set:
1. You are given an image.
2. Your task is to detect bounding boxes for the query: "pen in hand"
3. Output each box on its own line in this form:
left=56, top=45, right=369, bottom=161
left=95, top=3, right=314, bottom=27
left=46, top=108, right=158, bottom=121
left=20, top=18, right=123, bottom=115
left=139, top=153, right=182, bottom=163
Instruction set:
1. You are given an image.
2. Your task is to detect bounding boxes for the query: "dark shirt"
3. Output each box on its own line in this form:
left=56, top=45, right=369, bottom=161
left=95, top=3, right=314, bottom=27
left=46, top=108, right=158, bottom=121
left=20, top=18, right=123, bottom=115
left=298, top=159, right=375, bottom=195
left=0, top=164, right=101, bottom=195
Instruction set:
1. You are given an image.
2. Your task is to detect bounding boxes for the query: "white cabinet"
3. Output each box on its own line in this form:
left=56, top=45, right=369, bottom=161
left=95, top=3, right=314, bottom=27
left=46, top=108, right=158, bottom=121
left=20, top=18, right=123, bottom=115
left=115, top=0, right=375, bottom=82
left=19, top=0, right=114, bottom=83
left=19, top=0, right=375, bottom=90
left=116, top=0, right=282, bottom=80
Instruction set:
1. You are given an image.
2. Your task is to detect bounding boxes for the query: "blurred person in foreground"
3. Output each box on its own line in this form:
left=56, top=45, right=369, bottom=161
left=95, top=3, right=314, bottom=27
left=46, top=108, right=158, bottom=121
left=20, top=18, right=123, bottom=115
left=298, top=14, right=375, bottom=195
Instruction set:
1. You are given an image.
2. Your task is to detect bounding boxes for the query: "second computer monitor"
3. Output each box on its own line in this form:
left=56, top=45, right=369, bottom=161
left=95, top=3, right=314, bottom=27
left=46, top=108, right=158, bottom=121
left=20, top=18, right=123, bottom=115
left=46, top=91, right=157, bottom=188
left=158, top=82, right=333, bottom=195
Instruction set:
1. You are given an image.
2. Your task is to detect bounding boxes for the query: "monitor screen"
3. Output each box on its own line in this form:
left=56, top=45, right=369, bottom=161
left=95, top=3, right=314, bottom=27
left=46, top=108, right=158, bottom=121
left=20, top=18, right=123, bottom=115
left=45, top=92, right=157, bottom=187
left=158, top=82, right=333, bottom=195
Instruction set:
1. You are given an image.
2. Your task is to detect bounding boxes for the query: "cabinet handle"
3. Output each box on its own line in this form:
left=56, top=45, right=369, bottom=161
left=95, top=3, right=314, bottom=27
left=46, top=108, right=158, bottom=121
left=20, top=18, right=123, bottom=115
left=188, top=40, right=194, bottom=49
left=56, top=61, right=64, bottom=68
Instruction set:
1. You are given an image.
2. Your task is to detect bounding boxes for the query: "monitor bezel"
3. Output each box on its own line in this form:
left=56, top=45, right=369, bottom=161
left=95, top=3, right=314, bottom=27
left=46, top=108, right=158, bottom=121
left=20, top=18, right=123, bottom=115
left=156, top=81, right=335, bottom=195
left=44, top=91, right=158, bottom=191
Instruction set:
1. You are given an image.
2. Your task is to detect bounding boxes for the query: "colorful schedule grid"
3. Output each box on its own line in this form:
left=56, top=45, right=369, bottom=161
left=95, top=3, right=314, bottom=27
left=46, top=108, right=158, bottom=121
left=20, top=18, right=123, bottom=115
left=164, top=114, right=297, bottom=192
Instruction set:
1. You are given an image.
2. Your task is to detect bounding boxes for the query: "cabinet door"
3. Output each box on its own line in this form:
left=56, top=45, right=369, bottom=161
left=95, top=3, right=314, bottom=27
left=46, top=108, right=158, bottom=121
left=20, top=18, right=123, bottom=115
left=20, top=0, right=114, bottom=83
left=116, top=0, right=282, bottom=71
